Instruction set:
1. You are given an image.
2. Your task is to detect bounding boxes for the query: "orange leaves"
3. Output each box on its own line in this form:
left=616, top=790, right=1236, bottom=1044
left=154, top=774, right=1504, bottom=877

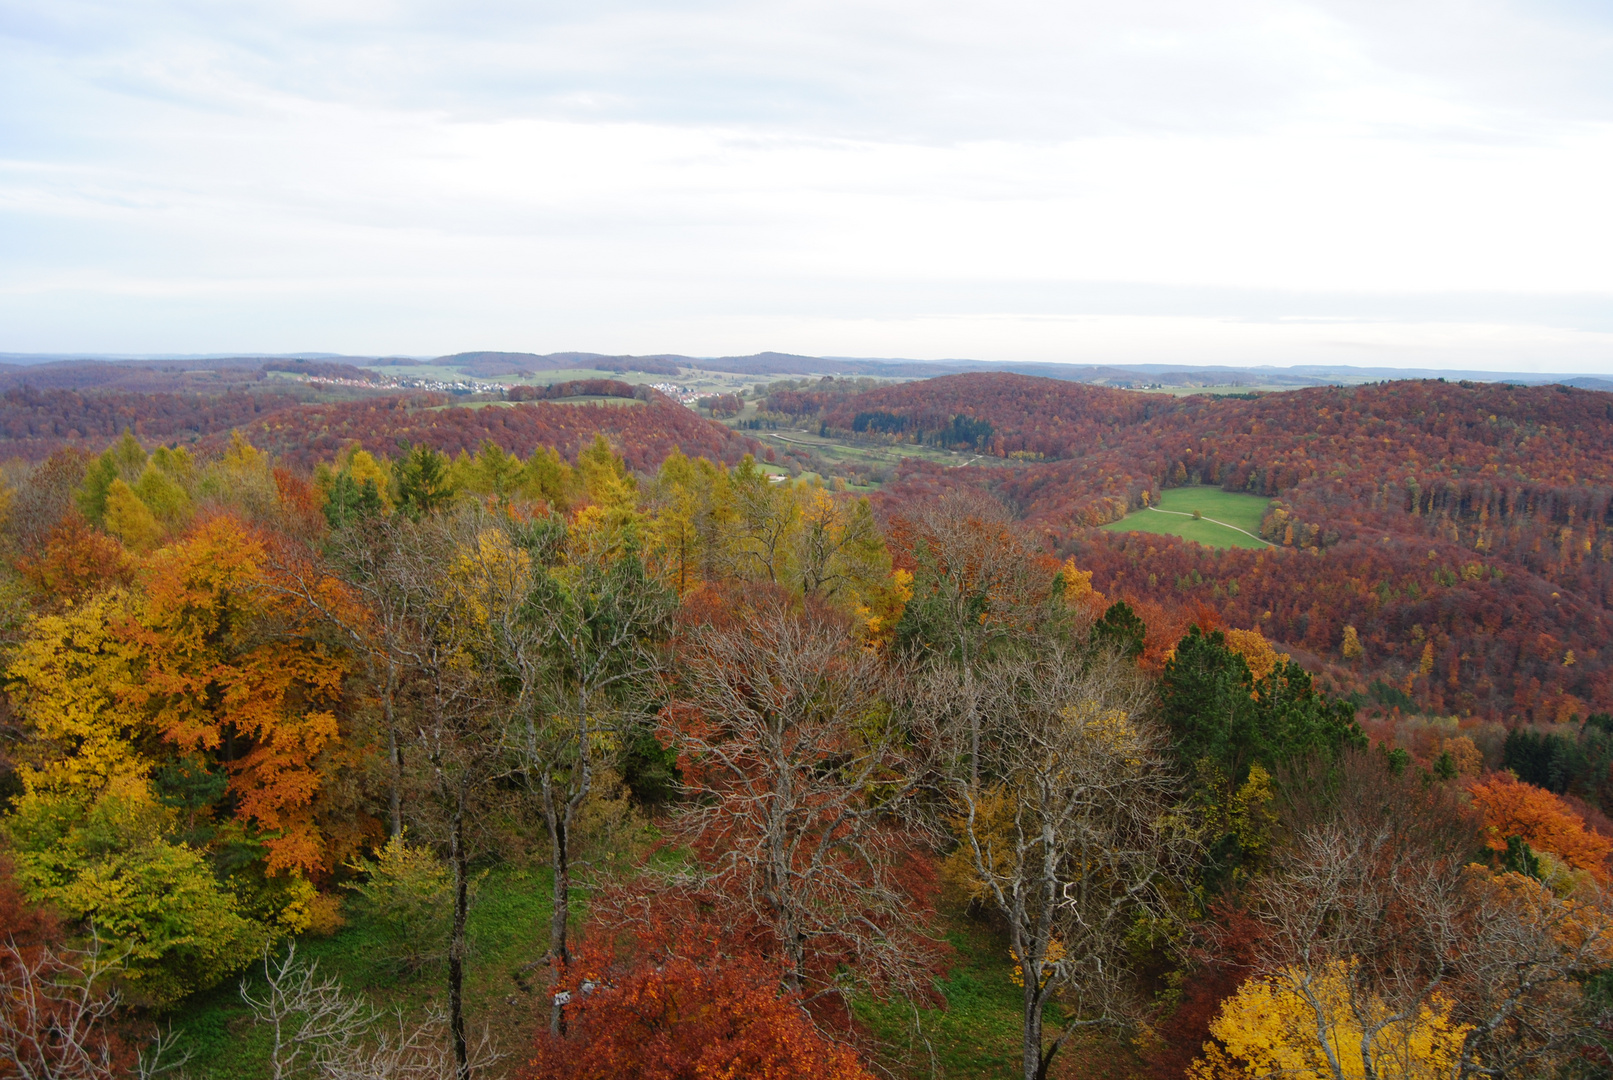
left=522, top=955, right=875, bottom=1080
left=1468, top=773, right=1613, bottom=884
left=1223, top=628, right=1289, bottom=685
left=126, top=516, right=350, bottom=874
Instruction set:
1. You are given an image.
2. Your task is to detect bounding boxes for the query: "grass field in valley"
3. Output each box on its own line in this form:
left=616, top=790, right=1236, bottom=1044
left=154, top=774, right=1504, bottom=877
left=1099, top=486, right=1272, bottom=549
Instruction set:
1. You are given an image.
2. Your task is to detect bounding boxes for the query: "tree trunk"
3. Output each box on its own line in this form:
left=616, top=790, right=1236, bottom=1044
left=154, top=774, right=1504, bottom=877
left=448, top=785, right=470, bottom=1080
left=1022, top=974, right=1043, bottom=1080
left=549, top=816, right=570, bottom=964
left=965, top=664, right=980, bottom=791
left=385, top=666, right=403, bottom=838
left=541, top=766, right=579, bottom=1038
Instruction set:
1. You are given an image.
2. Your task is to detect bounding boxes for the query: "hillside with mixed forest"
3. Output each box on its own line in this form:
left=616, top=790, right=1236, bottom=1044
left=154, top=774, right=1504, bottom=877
left=0, top=367, right=1611, bottom=1080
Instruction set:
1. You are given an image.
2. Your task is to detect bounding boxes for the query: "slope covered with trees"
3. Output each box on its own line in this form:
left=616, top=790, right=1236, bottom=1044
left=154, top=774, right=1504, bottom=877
left=0, top=383, right=1610, bottom=1080
left=784, top=373, right=1613, bottom=720
left=212, top=391, right=759, bottom=472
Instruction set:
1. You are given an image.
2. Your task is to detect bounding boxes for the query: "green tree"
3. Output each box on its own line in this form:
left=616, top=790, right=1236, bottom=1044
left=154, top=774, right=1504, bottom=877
left=392, top=443, right=456, bottom=518
left=1090, top=600, right=1146, bottom=660
left=1160, top=626, right=1364, bottom=785
left=452, top=440, right=526, bottom=506
left=3, top=786, right=265, bottom=1006
left=75, top=432, right=147, bottom=525
left=323, top=471, right=384, bottom=530
left=1160, top=626, right=1364, bottom=886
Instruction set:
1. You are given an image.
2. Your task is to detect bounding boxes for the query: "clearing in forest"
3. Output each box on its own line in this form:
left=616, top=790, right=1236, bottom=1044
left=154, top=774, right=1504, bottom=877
left=1099, top=486, right=1272, bottom=549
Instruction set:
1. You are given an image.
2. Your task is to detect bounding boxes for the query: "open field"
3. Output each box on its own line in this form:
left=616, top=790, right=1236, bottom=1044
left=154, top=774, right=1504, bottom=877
left=1100, top=486, right=1272, bottom=549
left=734, top=423, right=1011, bottom=479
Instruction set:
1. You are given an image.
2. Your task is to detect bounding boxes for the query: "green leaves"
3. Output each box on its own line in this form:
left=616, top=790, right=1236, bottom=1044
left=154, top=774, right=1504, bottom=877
left=391, top=443, right=455, bottom=519
left=1160, top=626, right=1364, bottom=786
left=4, top=787, right=266, bottom=1006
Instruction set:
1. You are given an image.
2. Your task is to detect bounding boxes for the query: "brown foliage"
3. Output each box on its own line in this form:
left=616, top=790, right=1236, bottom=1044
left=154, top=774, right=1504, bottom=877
left=15, top=510, right=133, bottom=604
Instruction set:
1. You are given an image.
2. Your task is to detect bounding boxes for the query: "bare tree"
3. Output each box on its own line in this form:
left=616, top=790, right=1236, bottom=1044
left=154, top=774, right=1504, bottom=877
left=890, top=491, right=1062, bottom=790
left=0, top=937, right=187, bottom=1080
left=932, top=648, right=1195, bottom=1080
left=661, top=589, right=941, bottom=1003
left=242, top=944, right=498, bottom=1080
left=241, top=943, right=376, bottom=1080
left=1247, top=752, right=1613, bottom=1080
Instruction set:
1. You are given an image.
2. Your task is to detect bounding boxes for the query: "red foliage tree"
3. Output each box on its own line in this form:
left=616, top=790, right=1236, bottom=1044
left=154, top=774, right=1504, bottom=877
left=522, top=951, right=874, bottom=1080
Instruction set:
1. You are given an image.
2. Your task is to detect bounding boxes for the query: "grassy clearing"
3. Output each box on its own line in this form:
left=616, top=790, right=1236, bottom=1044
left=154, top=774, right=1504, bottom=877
left=1100, top=487, right=1272, bottom=550
left=856, top=908, right=1037, bottom=1079
left=171, top=865, right=558, bottom=1078
left=732, top=425, right=1010, bottom=490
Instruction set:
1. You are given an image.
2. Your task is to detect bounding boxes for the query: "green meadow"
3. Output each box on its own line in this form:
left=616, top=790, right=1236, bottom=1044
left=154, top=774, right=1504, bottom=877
left=1100, top=486, right=1272, bottom=549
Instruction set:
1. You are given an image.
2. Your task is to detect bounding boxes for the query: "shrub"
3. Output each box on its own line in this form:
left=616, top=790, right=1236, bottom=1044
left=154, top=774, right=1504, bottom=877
left=342, top=835, right=451, bottom=974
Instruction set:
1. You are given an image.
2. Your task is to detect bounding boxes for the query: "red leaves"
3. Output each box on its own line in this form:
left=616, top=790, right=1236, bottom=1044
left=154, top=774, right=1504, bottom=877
left=523, top=954, right=875, bottom=1080
left=15, top=510, right=133, bottom=604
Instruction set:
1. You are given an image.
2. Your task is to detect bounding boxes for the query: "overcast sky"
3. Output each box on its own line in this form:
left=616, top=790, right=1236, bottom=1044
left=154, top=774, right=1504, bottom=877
left=2, top=0, right=1612, bottom=370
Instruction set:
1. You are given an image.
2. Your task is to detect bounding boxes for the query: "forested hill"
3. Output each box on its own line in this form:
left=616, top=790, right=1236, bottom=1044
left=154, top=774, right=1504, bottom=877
left=214, top=390, right=759, bottom=471
left=3, top=373, right=1613, bottom=1080
left=0, top=386, right=759, bottom=470
left=784, top=373, right=1613, bottom=723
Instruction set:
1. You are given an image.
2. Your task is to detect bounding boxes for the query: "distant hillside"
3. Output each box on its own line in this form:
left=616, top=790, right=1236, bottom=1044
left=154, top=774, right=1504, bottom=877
left=829, top=372, right=1613, bottom=722
left=436, top=352, right=683, bottom=377
left=0, top=386, right=308, bottom=458
left=213, top=391, right=758, bottom=472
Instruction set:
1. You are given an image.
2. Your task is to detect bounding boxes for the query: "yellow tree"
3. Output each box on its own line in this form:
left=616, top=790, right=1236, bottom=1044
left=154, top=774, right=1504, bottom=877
left=644, top=449, right=735, bottom=594
left=6, top=591, right=149, bottom=797
left=1191, top=959, right=1470, bottom=1080
left=791, top=483, right=889, bottom=603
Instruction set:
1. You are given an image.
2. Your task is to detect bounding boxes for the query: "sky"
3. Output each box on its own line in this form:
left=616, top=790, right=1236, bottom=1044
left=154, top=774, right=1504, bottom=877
left=2, top=0, right=1612, bottom=371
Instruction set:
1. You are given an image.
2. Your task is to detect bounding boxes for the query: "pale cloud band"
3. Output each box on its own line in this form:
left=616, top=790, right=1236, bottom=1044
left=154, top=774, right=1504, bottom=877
left=1, top=0, right=1611, bottom=370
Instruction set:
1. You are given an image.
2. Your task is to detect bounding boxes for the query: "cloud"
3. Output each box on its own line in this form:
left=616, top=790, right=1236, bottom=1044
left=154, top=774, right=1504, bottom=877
left=0, top=0, right=1610, bottom=367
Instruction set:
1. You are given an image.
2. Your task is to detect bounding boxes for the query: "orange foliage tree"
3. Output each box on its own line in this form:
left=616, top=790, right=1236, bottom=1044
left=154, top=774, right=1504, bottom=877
left=521, top=954, right=874, bottom=1080
left=1467, top=773, right=1613, bottom=884
left=124, top=516, right=351, bottom=874
left=15, top=510, right=132, bottom=605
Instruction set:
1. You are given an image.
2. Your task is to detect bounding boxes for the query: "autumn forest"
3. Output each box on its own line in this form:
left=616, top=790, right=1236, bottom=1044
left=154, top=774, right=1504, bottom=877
left=1, top=369, right=1611, bottom=1080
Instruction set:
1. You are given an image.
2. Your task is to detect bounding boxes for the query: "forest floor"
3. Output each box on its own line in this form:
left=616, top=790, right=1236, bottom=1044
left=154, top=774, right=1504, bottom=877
left=1099, top=487, right=1272, bottom=550
left=167, top=864, right=1032, bottom=1079
left=170, top=864, right=561, bottom=1079
left=855, top=905, right=1034, bottom=1078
